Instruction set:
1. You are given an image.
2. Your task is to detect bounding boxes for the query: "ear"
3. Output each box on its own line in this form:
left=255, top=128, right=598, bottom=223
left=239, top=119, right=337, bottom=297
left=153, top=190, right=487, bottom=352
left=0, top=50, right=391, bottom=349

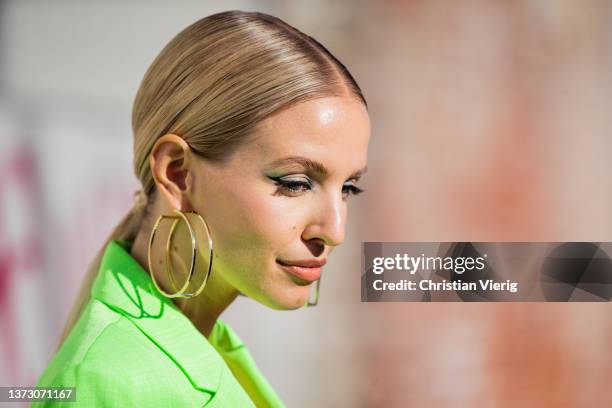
left=149, top=134, right=194, bottom=211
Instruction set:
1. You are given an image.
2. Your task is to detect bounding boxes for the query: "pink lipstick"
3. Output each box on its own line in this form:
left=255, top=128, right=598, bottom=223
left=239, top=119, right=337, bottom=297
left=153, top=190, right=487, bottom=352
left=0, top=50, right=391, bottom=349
left=276, top=258, right=326, bottom=282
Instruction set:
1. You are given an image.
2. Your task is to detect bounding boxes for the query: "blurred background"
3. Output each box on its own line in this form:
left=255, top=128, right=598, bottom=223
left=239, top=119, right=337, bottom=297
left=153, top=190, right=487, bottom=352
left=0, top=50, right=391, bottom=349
left=1, top=0, right=611, bottom=407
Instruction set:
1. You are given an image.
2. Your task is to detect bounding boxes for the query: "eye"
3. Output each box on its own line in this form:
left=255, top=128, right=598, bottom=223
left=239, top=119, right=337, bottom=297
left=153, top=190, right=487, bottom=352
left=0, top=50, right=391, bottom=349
left=342, top=182, right=364, bottom=199
left=269, top=175, right=313, bottom=195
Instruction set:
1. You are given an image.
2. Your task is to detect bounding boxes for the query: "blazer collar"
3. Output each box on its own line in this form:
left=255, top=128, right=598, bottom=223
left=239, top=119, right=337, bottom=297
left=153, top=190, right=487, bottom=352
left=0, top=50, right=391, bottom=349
left=91, top=239, right=227, bottom=395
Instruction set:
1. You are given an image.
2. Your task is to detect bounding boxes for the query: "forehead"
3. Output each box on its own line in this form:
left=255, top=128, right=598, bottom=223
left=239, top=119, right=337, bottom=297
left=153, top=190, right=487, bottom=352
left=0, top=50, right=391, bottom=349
left=240, top=97, right=370, bottom=173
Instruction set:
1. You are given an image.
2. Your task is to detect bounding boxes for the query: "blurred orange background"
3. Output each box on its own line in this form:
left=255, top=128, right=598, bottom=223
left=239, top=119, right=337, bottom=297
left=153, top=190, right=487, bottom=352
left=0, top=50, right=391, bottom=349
left=1, top=1, right=611, bottom=407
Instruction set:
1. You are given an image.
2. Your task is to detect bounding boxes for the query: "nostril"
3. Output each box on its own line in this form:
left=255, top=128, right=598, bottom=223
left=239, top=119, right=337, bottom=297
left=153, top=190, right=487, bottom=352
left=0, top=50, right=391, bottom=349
left=304, top=239, right=325, bottom=257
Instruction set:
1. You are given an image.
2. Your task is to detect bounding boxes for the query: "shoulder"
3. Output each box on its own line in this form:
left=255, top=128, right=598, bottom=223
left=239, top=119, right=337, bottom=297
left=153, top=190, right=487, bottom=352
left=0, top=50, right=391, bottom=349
left=33, top=299, right=212, bottom=407
left=39, top=299, right=164, bottom=378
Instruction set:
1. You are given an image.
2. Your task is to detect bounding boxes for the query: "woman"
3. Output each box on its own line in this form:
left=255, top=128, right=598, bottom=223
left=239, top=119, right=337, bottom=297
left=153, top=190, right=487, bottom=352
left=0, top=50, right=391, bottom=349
left=33, top=10, right=370, bottom=407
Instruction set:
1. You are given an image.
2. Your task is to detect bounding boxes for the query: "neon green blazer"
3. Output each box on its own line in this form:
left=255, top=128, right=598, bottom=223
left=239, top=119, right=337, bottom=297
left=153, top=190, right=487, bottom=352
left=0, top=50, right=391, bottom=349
left=33, top=240, right=286, bottom=407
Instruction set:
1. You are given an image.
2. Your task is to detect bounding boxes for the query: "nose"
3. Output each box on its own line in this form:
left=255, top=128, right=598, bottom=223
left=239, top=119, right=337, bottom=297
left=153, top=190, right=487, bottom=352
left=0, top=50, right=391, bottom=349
left=301, top=190, right=346, bottom=248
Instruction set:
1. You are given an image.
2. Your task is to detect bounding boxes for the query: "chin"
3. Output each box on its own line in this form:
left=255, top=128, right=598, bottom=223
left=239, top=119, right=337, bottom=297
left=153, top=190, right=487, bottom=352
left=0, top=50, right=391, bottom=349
left=259, top=285, right=311, bottom=310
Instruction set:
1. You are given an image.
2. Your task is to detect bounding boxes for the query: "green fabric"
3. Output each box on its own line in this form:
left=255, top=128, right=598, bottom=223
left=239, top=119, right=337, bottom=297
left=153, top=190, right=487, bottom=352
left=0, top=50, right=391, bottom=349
left=33, top=240, right=286, bottom=407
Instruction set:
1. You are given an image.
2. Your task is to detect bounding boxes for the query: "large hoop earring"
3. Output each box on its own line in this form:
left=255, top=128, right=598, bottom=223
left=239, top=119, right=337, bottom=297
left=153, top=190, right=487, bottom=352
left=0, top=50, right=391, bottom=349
left=147, top=209, right=213, bottom=299
left=306, top=278, right=321, bottom=307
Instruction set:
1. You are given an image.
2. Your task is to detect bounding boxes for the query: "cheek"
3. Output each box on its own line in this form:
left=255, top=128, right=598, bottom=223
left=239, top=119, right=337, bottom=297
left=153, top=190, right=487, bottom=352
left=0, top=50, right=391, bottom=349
left=202, top=183, right=299, bottom=260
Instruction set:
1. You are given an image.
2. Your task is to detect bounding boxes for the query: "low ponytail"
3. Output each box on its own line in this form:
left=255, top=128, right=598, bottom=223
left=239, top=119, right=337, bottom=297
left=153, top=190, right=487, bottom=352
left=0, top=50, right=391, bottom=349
left=55, top=190, right=150, bottom=349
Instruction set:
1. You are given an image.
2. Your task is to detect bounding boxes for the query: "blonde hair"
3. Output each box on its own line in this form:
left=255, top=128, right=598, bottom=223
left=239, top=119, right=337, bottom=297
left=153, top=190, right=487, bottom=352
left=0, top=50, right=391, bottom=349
left=57, top=10, right=367, bottom=347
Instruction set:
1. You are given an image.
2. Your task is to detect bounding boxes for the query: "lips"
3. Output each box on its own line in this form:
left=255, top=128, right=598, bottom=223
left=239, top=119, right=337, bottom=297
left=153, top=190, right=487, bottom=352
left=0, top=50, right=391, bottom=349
left=276, top=258, right=326, bottom=282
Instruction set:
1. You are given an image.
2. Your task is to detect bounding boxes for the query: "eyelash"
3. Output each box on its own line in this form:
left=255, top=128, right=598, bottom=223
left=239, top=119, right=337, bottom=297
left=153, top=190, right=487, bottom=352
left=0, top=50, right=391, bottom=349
left=269, top=176, right=364, bottom=198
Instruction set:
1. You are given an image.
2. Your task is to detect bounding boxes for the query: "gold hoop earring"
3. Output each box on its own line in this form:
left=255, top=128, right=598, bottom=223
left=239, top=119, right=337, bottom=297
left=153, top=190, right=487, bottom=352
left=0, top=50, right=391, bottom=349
left=306, top=278, right=321, bottom=307
left=147, top=209, right=213, bottom=299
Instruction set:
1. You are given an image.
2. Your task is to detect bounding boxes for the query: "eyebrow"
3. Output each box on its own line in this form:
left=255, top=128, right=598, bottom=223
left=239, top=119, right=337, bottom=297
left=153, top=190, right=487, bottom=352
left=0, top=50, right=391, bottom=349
left=269, top=156, right=368, bottom=179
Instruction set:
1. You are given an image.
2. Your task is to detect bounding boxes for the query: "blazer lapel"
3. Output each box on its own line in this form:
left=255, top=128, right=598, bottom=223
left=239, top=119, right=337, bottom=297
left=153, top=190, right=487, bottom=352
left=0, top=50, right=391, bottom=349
left=91, top=240, right=226, bottom=396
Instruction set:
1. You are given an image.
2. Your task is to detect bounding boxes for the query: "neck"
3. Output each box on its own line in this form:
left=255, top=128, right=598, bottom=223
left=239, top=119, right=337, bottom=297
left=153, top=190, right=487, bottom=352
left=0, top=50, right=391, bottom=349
left=172, top=281, right=239, bottom=339
left=130, top=225, right=239, bottom=339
